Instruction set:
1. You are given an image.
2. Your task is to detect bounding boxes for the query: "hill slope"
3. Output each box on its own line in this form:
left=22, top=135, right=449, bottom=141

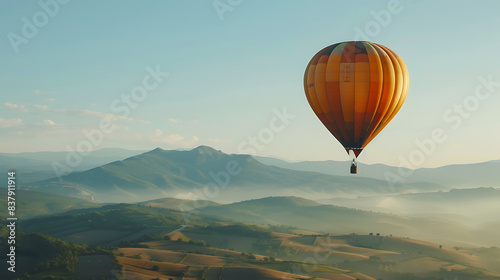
left=138, top=196, right=220, bottom=211
left=319, top=187, right=500, bottom=225
left=0, top=190, right=99, bottom=219
left=197, top=196, right=494, bottom=246
left=15, top=198, right=500, bottom=280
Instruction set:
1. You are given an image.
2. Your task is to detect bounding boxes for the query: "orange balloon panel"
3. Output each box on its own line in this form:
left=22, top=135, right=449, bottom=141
left=304, top=41, right=409, bottom=157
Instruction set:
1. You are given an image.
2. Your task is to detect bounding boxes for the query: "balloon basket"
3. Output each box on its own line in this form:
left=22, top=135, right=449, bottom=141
left=348, top=149, right=358, bottom=174
left=350, top=163, right=357, bottom=174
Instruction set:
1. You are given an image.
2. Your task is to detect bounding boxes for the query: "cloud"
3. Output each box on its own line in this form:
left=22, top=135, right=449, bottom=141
left=81, top=110, right=150, bottom=124
left=190, top=120, right=199, bottom=125
left=52, top=108, right=150, bottom=124
left=0, top=118, right=22, bottom=128
left=35, top=104, right=49, bottom=110
left=33, top=89, right=56, bottom=94
left=168, top=118, right=179, bottom=123
left=151, top=128, right=163, bottom=138
left=150, top=129, right=184, bottom=143
left=43, top=120, right=56, bottom=125
left=4, top=102, right=27, bottom=112
left=46, top=98, right=56, bottom=102
left=81, top=110, right=133, bottom=122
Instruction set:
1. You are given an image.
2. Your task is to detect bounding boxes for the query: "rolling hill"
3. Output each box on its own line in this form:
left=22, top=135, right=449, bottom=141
left=196, top=196, right=498, bottom=247
left=19, top=203, right=217, bottom=246
left=319, top=187, right=500, bottom=215
left=0, top=155, right=56, bottom=184
left=138, top=196, right=221, bottom=211
left=13, top=197, right=500, bottom=280
left=152, top=225, right=500, bottom=280
left=27, top=146, right=443, bottom=203
left=0, top=190, right=99, bottom=219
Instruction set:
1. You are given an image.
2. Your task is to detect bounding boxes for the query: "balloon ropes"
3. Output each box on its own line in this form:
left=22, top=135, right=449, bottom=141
left=304, top=41, right=409, bottom=174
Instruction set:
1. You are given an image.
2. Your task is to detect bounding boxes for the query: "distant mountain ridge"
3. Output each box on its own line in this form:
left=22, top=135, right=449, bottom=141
left=4, top=146, right=499, bottom=189
left=0, top=148, right=147, bottom=183
left=255, top=156, right=500, bottom=188
left=26, top=146, right=439, bottom=203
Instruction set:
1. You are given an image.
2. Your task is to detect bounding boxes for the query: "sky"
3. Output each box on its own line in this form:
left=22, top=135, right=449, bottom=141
left=1, top=0, right=500, bottom=168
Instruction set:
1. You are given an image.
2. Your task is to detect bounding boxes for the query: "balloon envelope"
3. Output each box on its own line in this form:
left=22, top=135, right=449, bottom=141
left=304, top=41, right=409, bottom=157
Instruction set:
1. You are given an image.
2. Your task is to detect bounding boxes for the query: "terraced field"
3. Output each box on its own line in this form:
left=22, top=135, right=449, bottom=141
left=112, top=226, right=500, bottom=280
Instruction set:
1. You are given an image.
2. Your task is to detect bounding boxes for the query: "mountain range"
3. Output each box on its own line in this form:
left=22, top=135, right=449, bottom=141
left=255, top=156, right=500, bottom=188
left=4, top=146, right=498, bottom=202
left=24, top=146, right=443, bottom=203
left=0, top=148, right=146, bottom=184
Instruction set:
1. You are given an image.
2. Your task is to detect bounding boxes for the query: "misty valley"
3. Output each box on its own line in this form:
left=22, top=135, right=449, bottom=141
left=0, top=146, right=499, bottom=280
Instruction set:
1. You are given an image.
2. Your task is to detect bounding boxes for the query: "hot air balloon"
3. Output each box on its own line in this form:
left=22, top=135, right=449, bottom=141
left=304, top=41, right=409, bottom=174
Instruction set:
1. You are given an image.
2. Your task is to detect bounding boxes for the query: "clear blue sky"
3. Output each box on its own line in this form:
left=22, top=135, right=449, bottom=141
left=1, top=0, right=500, bottom=167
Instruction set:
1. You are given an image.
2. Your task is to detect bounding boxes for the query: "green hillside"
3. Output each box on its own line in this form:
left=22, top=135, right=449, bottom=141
left=11, top=198, right=500, bottom=280
left=319, top=187, right=500, bottom=230
left=0, top=155, right=56, bottom=184
left=0, top=190, right=99, bottom=219
left=198, top=196, right=480, bottom=246
left=138, top=196, right=221, bottom=211
left=0, top=232, right=120, bottom=280
left=20, top=203, right=225, bottom=246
